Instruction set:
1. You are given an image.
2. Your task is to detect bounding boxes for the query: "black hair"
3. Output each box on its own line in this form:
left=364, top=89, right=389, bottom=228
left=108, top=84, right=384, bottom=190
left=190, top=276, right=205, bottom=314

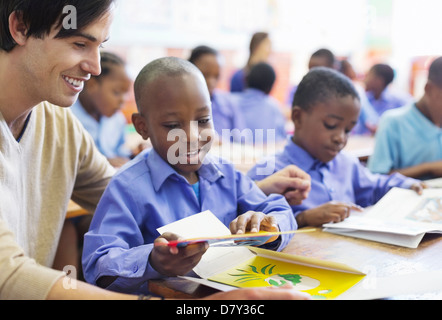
left=134, top=57, right=202, bottom=111
left=310, top=48, right=335, bottom=68
left=246, top=62, right=276, bottom=95
left=188, top=45, right=218, bottom=64
left=92, top=51, right=125, bottom=81
left=293, top=67, right=360, bottom=111
left=0, top=0, right=115, bottom=52
left=370, top=64, right=395, bottom=87
left=428, top=56, right=442, bottom=88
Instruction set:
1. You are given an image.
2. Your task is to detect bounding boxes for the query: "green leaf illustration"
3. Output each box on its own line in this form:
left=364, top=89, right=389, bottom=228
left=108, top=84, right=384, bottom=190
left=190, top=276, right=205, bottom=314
left=249, top=265, right=258, bottom=274
left=261, top=264, right=271, bottom=274
left=268, top=265, right=275, bottom=275
left=279, top=274, right=302, bottom=285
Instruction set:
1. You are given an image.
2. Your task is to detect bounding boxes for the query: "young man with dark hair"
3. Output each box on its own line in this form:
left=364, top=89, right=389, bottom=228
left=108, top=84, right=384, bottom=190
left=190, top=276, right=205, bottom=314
left=0, top=0, right=310, bottom=300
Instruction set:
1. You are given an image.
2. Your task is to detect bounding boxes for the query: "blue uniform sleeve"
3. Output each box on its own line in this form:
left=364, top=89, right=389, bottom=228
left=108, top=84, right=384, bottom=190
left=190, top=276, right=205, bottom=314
left=82, top=177, right=163, bottom=294
left=353, top=159, right=420, bottom=207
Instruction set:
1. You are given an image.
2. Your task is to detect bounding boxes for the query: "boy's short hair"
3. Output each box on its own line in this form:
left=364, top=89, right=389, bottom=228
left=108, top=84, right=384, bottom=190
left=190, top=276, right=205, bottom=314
left=134, top=57, right=203, bottom=111
left=370, top=64, right=395, bottom=87
left=310, top=48, right=335, bottom=69
left=188, top=45, right=218, bottom=64
left=0, top=0, right=115, bottom=52
left=428, top=56, right=442, bottom=88
left=293, top=67, right=360, bottom=111
left=246, top=62, right=276, bottom=95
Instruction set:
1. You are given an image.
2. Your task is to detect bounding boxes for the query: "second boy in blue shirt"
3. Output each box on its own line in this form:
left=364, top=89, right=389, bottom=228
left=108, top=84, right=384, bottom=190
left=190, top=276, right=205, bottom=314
left=248, top=67, right=424, bottom=228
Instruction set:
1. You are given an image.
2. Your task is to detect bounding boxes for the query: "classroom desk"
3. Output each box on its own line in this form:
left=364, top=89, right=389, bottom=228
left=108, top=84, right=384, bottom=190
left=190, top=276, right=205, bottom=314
left=66, top=200, right=89, bottom=219
left=148, top=228, right=442, bottom=300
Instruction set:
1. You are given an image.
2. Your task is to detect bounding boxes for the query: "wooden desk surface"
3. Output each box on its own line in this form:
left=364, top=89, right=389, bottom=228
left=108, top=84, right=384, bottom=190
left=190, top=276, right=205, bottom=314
left=148, top=228, right=442, bottom=299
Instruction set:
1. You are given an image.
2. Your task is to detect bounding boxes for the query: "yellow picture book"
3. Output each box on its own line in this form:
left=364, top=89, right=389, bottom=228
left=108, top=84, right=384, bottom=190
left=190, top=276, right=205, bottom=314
left=208, top=247, right=365, bottom=300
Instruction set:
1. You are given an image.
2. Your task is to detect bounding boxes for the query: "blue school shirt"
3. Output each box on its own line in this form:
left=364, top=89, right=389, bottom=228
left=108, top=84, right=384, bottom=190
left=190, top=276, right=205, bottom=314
left=211, top=90, right=245, bottom=138
left=230, top=69, right=246, bottom=93
left=233, top=88, right=287, bottom=144
left=368, top=104, right=442, bottom=179
left=82, top=148, right=296, bottom=294
left=351, top=84, right=379, bottom=135
left=247, top=138, right=419, bottom=216
left=70, top=100, right=130, bottom=158
left=366, top=88, right=412, bottom=117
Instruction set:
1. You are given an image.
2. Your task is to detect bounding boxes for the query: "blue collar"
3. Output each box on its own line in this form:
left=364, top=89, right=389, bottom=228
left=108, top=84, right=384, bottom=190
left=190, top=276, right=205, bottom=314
left=282, top=138, right=331, bottom=172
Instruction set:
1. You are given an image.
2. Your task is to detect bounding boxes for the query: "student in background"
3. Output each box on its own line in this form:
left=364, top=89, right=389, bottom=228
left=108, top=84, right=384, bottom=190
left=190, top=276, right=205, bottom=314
left=248, top=67, right=424, bottom=228
left=71, top=51, right=134, bottom=168
left=286, top=48, right=336, bottom=106
left=287, top=49, right=377, bottom=135
left=339, top=59, right=378, bottom=135
left=368, top=57, right=442, bottom=180
left=189, top=45, right=245, bottom=139
left=230, top=32, right=272, bottom=93
left=364, top=63, right=413, bottom=117
left=82, top=57, right=300, bottom=295
left=233, top=62, right=287, bottom=144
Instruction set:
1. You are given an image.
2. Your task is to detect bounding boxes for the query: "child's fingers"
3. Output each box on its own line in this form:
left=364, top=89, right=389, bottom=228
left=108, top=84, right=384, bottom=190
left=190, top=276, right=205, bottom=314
left=284, top=189, right=308, bottom=206
left=155, top=232, right=182, bottom=255
left=260, top=215, right=279, bottom=232
left=348, top=204, right=364, bottom=212
left=229, top=212, right=252, bottom=234
left=180, top=242, right=209, bottom=258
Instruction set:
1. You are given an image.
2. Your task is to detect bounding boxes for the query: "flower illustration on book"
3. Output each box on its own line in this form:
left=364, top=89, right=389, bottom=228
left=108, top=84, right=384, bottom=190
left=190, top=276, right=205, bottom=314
left=228, top=264, right=321, bottom=291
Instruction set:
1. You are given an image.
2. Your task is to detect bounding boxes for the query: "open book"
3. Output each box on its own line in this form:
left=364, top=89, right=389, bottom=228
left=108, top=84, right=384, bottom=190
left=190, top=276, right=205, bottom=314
left=323, top=188, right=442, bottom=248
left=157, top=210, right=366, bottom=300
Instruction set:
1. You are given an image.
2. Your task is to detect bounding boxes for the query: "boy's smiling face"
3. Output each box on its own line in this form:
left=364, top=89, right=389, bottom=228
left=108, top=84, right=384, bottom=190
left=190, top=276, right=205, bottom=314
left=292, top=95, right=361, bottom=163
left=134, top=71, right=214, bottom=183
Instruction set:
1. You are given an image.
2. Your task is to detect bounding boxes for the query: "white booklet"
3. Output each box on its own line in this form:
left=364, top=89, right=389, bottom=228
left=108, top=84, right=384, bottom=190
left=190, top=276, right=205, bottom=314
left=323, top=188, right=442, bottom=248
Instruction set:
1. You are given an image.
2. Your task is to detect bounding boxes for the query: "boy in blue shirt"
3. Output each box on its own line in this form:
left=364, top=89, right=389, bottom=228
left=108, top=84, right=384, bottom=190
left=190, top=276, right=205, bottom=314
left=82, top=57, right=297, bottom=294
left=248, top=67, right=424, bottom=228
left=368, top=57, right=442, bottom=180
left=364, top=63, right=413, bottom=117
left=233, top=62, right=288, bottom=144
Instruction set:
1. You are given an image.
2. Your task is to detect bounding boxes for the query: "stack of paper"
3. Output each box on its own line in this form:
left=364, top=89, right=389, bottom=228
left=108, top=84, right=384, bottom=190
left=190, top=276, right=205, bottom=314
left=323, top=188, right=442, bottom=248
